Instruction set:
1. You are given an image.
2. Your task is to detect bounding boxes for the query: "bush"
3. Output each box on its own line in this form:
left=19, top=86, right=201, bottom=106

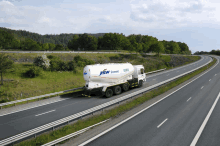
left=59, top=61, right=69, bottom=71
left=77, top=61, right=86, bottom=67
left=24, top=66, right=42, bottom=78
left=33, top=56, right=44, bottom=67
left=74, top=55, right=84, bottom=62
left=67, top=60, right=76, bottom=71
left=49, top=60, right=62, bottom=71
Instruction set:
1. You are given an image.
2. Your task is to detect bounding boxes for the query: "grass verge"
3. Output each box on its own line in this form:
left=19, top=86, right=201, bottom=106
left=15, top=57, right=216, bottom=146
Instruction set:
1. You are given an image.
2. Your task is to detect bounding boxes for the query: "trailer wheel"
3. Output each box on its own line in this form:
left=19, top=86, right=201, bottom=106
left=113, top=86, right=122, bottom=95
left=105, top=88, right=113, bottom=98
left=138, top=80, right=143, bottom=87
left=122, top=83, right=129, bottom=91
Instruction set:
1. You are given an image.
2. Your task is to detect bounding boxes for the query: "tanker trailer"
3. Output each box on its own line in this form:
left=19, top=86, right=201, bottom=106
left=82, top=63, right=146, bottom=98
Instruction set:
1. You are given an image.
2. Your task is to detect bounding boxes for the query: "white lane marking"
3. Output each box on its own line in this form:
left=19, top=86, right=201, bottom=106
left=201, top=86, right=204, bottom=89
left=157, top=118, right=168, bottom=128
left=167, top=74, right=169, bottom=76
left=187, top=97, right=192, bottom=102
left=190, top=92, right=220, bottom=146
left=35, top=110, right=56, bottom=116
left=209, top=79, right=211, bottom=81
left=153, top=78, right=156, bottom=80
left=79, top=57, right=217, bottom=146
left=0, top=98, right=67, bottom=116
left=215, top=74, right=217, bottom=76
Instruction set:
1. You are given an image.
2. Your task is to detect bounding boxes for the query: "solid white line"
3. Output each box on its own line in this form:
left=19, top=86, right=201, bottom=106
left=209, top=79, right=211, bottom=81
left=190, top=92, right=220, bottom=146
left=201, top=86, right=204, bottom=89
left=187, top=97, right=192, bottom=102
left=35, top=110, right=56, bottom=116
left=0, top=98, right=67, bottom=116
left=79, top=57, right=218, bottom=146
left=157, top=118, right=168, bottom=128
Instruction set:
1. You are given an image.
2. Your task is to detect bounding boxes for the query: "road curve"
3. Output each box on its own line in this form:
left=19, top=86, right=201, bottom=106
left=0, top=56, right=211, bottom=141
left=77, top=56, right=220, bottom=146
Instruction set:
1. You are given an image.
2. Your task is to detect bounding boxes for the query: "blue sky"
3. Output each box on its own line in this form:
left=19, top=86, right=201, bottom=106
left=0, top=0, right=220, bottom=53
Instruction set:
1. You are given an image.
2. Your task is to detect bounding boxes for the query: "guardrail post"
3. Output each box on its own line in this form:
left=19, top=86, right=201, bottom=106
left=34, top=134, right=36, bottom=138
left=14, top=103, right=16, bottom=106
left=0, top=106, right=2, bottom=109
left=38, top=98, right=39, bottom=101
left=53, top=127, right=54, bottom=131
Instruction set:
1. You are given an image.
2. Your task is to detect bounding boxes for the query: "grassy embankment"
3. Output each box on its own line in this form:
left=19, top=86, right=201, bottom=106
left=0, top=53, right=199, bottom=108
left=15, top=56, right=215, bottom=146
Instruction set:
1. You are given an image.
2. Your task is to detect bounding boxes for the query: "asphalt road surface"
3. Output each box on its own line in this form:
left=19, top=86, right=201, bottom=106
left=80, top=56, right=220, bottom=146
left=0, top=56, right=211, bottom=141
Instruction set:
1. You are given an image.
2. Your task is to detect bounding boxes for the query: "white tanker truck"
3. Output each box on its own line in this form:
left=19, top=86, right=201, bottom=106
left=82, top=63, right=146, bottom=98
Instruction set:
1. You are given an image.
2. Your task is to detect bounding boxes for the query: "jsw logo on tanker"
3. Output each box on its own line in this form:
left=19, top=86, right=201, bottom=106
left=99, top=69, right=110, bottom=76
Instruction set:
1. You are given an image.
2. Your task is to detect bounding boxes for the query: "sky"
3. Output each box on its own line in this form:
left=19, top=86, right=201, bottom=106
left=0, top=0, right=220, bottom=53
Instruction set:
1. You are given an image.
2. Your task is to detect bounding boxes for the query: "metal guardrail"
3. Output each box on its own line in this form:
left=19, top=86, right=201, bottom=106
left=0, top=51, right=190, bottom=56
left=145, top=68, right=166, bottom=75
left=0, top=57, right=212, bottom=146
left=42, top=119, right=109, bottom=146
left=0, top=87, right=83, bottom=109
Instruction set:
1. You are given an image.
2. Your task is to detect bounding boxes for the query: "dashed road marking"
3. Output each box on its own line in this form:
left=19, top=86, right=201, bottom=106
left=201, top=86, right=204, bottom=89
left=187, top=97, right=192, bottom=102
left=35, top=110, right=56, bottom=116
left=157, top=118, right=168, bottom=128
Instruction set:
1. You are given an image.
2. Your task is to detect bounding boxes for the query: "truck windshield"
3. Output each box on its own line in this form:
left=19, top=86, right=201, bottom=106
left=141, top=68, right=144, bottom=74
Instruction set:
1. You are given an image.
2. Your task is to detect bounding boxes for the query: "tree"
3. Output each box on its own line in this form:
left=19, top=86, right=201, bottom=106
left=54, top=44, right=64, bottom=50
left=67, top=35, right=79, bottom=50
left=0, top=53, right=14, bottom=85
left=151, top=42, right=165, bottom=57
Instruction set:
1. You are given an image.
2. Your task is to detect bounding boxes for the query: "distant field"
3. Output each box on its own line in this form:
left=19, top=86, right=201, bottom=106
left=0, top=53, right=200, bottom=103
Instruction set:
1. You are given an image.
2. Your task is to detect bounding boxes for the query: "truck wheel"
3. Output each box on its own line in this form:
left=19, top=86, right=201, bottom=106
left=122, top=83, right=129, bottom=91
left=113, top=86, right=122, bottom=95
left=138, top=80, right=143, bottom=87
left=105, top=88, right=113, bottom=98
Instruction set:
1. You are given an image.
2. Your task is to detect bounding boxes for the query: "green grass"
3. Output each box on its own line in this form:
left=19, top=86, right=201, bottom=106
left=0, top=53, right=199, bottom=108
left=15, top=57, right=215, bottom=146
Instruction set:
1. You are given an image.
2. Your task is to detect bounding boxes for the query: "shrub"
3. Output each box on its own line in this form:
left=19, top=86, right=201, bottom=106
left=59, top=61, right=69, bottom=71
left=34, top=55, right=50, bottom=69
left=49, top=60, right=62, bottom=71
left=33, top=56, right=44, bottom=67
left=67, top=60, right=76, bottom=71
left=85, top=59, right=95, bottom=65
left=24, top=66, right=42, bottom=78
left=74, top=55, right=84, bottom=62
left=77, top=61, right=86, bottom=67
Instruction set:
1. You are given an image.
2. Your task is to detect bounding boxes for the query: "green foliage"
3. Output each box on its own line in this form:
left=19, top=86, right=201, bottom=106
left=0, top=53, right=14, bottom=84
left=24, top=66, right=42, bottom=78
left=151, top=42, right=165, bottom=57
left=33, top=56, right=44, bottom=67
left=68, top=35, right=79, bottom=50
left=74, top=55, right=95, bottom=67
left=0, top=27, right=192, bottom=54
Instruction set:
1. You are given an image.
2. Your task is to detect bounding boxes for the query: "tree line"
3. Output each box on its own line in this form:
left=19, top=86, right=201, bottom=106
left=194, top=50, right=219, bottom=55
left=0, top=27, right=191, bottom=55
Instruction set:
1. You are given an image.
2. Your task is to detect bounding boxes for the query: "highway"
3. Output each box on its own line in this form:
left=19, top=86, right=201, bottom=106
left=76, top=56, right=220, bottom=146
left=0, top=55, right=211, bottom=141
